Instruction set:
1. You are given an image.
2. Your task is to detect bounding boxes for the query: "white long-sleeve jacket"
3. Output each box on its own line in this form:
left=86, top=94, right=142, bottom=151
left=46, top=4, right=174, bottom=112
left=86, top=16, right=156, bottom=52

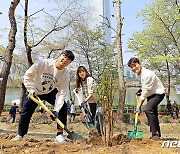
left=139, top=67, right=165, bottom=101
left=82, top=76, right=96, bottom=103
left=24, top=59, right=70, bottom=112
left=73, top=76, right=96, bottom=105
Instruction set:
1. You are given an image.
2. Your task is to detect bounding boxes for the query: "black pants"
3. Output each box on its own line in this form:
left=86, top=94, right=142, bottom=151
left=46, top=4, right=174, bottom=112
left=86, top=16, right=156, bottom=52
left=88, top=103, right=97, bottom=125
left=18, top=89, right=67, bottom=137
left=12, top=114, right=16, bottom=123
left=95, top=114, right=103, bottom=136
left=143, top=93, right=165, bottom=136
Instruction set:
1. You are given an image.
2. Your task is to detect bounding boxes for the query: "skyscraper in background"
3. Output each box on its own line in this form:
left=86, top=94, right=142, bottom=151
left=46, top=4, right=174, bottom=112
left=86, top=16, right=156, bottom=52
left=88, top=0, right=113, bottom=44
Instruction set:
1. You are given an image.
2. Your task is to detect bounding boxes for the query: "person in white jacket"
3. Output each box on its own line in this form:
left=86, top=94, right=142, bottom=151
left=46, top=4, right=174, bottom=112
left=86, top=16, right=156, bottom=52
left=11, top=50, right=74, bottom=143
left=75, top=66, right=97, bottom=125
left=128, top=57, right=165, bottom=141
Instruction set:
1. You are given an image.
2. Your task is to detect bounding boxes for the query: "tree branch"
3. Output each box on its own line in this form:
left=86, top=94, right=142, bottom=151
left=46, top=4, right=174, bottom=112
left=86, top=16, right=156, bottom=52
left=155, top=13, right=180, bottom=53
left=99, top=15, right=117, bottom=33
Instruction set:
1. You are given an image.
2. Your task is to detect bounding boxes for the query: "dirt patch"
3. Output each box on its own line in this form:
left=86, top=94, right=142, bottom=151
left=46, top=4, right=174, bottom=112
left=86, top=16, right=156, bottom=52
left=86, top=128, right=104, bottom=146
left=0, top=112, right=180, bottom=153
left=112, top=134, right=127, bottom=146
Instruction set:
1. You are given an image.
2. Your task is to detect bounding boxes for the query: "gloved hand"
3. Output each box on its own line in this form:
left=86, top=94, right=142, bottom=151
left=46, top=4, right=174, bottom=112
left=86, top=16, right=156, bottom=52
left=27, top=90, right=36, bottom=99
left=50, top=111, right=59, bottom=121
left=136, top=106, right=142, bottom=114
left=80, top=101, right=89, bottom=113
left=136, top=89, right=142, bottom=96
left=80, top=101, right=87, bottom=108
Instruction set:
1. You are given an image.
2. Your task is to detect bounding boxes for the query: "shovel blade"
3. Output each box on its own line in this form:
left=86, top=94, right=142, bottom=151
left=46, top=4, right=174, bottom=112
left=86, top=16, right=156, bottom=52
left=82, top=122, right=96, bottom=129
left=127, top=130, right=143, bottom=139
left=67, top=131, right=83, bottom=141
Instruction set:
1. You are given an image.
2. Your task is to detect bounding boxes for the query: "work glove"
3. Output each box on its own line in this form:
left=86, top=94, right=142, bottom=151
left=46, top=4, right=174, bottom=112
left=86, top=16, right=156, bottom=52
left=27, top=90, right=36, bottom=99
left=135, top=106, right=142, bottom=114
left=50, top=111, right=58, bottom=121
left=80, top=101, right=89, bottom=113
left=136, top=89, right=142, bottom=96
left=81, top=101, right=87, bottom=108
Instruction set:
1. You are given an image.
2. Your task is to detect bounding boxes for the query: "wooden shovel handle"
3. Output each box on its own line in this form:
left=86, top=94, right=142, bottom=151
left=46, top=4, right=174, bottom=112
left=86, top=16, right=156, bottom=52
left=29, top=95, right=65, bottom=129
left=135, top=95, right=140, bottom=124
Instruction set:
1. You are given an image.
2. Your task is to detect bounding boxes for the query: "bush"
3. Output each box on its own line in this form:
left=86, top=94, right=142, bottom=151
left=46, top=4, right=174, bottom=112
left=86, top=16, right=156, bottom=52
left=123, top=113, right=130, bottom=124
left=46, top=118, right=53, bottom=125
left=31, top=113, right=41, bottom=123
left=0, top=116, right=7, bottom=122
left=161, top=116, right=170, bottom=123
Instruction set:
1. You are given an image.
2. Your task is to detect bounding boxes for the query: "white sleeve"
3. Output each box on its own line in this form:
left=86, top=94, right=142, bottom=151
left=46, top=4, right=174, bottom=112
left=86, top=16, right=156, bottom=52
left=73, top=88, right=85, bottom=106
left=140, top=74, right=155, bottom=100
left=87, top=77, right=96, bottom=95
left=53, top=72, right=69, bottom=112
left=23, top=60, right=43, bottom=93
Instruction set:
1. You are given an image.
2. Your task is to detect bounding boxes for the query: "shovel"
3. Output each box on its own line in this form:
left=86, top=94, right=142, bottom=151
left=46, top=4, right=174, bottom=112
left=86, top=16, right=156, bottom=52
left=127, top=95, right=143, bottom=139
left=73, top=89, right=96, bottom=129
left=80, top=103, right=96, bottom=130
left=29, top=95, right=83, bottom=141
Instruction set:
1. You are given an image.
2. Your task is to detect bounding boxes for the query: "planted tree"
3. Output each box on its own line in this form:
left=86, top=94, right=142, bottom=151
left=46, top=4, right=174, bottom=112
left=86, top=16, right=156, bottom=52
left=96, top=66, right=118, bottom=146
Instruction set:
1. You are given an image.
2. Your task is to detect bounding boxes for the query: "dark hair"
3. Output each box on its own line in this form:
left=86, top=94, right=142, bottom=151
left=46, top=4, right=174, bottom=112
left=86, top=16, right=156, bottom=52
left=127, top=57, right=140, bottom=67
left=62, top=50, right=75, bottom=61
left=75, top=66, right=91, bottom=88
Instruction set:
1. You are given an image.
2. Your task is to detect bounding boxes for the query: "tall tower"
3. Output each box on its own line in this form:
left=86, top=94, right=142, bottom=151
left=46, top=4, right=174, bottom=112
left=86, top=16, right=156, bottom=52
left=88, top=0, right=112, bottom=44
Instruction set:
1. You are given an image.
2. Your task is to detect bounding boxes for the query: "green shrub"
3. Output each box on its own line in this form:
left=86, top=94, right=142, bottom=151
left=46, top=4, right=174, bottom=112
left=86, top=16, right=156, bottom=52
left=161, top=116, right=170, bottom=123
left=123, top=113, right=130, bottom=124
left=46, top=118, right=53, bottom=125
left=0, top=116, right=7, bottom=122
left=31, top=113, right=41, bottom=123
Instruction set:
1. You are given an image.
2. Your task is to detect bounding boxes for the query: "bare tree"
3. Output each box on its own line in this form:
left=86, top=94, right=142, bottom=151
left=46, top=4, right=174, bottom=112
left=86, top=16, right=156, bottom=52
left=100, top=1, right=126, bottom=123
left=115, top=0, right=126, bottom=122
left=18, top=0, right=81, bottom=110
left=0, top=0, right=20, bottom=115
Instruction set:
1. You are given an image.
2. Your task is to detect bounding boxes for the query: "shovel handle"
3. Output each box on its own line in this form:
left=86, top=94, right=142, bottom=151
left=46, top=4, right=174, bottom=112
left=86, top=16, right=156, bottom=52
left=29, top=95, right=65, bottom=129
left=135, top=95, right=140, bottom=125
left=135, top=112, right=138, bottom=124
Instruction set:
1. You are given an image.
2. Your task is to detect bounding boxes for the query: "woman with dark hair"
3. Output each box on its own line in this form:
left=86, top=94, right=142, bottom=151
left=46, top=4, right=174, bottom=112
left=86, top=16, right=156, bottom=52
left=75, top=66, right=97, bottom=125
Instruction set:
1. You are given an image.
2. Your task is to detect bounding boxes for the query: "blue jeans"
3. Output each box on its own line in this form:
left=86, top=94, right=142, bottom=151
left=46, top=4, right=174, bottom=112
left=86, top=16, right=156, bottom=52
left=18, top=89, right=67, bottom=137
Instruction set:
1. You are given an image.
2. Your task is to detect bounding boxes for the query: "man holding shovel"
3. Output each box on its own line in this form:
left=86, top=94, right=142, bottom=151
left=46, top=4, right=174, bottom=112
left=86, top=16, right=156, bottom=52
left=11, top=50, right=74, bottom=143
left=128, top=57, right=165, bottom=141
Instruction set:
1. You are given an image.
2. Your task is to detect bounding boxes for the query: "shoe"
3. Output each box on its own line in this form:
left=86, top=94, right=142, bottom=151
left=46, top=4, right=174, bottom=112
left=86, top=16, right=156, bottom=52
left=54, top=134, right=67, bottom=144
left=150, top=135, right=160, bottom=141
left=11, top=135, right=23, bottom=141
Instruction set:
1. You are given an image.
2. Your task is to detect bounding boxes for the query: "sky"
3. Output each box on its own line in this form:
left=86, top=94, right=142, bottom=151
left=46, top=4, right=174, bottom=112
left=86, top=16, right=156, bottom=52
left=0, top=0, right=154, bottom=65
left=121, top=0, right=154, bottom=64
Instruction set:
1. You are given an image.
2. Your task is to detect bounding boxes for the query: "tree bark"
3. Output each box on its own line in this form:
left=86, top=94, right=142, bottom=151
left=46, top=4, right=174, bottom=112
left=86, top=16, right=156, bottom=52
left=0, top=0, right=20, bottom=115
left=115, top=0, right=126, bottom=122
left=165, top=59, right=171, bottom=103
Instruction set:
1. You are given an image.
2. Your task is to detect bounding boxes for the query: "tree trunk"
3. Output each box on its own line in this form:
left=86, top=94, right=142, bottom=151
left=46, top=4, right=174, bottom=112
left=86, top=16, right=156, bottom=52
left=19, top=83, right=26, bottom=113
left=115, top=0, right=126, bottom=122
left=0, top=0, right=20, bottom=115
left=19, top=0, right=33, bottom=110
left=165, top=59, right=171, bottom=103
